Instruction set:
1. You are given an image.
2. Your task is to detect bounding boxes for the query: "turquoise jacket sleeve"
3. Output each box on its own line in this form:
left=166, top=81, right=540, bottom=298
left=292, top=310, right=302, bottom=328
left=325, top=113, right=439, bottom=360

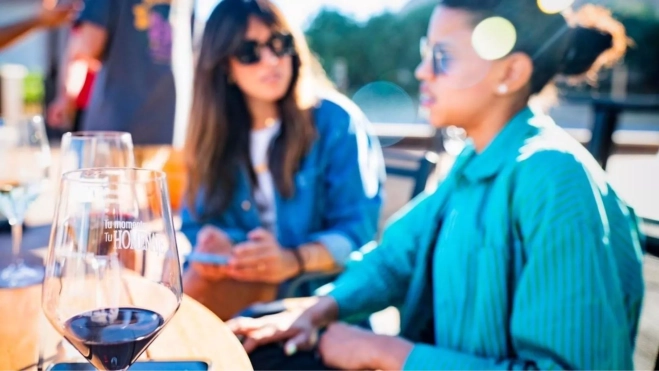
left=326, top=189, right=439, bottom=320
left=324, top=145, right=469, bottom=321
left=403, top=151, right=640, bottom=370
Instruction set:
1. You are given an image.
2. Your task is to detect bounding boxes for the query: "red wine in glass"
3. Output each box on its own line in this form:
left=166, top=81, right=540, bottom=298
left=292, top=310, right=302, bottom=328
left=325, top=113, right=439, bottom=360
left=62, top=307, right=164, bottom=371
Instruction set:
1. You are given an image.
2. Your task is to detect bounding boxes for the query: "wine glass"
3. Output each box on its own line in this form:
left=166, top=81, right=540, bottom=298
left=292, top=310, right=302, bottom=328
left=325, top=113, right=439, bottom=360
left=59, top=132, right=135, bottom=176
left=59, top=132, right=139, bottom=272
left=53, top=131, right=137, bottom=361
left=42, top=168, right=182, bottom=370
left=0, top=116, right=51, bottom=288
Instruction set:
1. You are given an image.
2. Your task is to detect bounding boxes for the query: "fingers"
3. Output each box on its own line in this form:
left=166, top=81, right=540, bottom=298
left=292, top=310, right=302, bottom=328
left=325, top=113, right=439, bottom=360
left=46, top=106, right=62, bottom=127
left=196, top=226, right=232, bottom=254
left=241, top=336, right=260, bottom=354
left=229, top=313, right=319, bottom=355
left=240, top=325, right=288, bottom=354
left=46, top=100, right=72, bottom=128
left=227, top=242, right=276, bottom=281
left=225, top=265, right=266, bottom=282
left=41, top=4, right=77, bottom=26
left=230, top=241, right=272, bottom=269
left=196, top=227, right=213, bottom=246
left=191, top=227, right=231, bottom=280
left=197, top=226, right=224, bottom=246
left=284, top=328, right=318, bottom=355
left=284, top=333, right=304, bottom=356
left=191, top=262, right=226, bottom=281
left=227, top=316, right=262, bottom=334
left=193, top=226, right=279, bottom=282
left=228, top=240, right=285, bottom=282
left=238, top=324, right=297, bottom=354
left=247, top=228, right=274, bottom=242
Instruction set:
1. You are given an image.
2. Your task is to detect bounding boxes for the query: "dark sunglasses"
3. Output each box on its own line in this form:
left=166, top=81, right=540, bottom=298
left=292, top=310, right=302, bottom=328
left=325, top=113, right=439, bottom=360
left=420, top=37, right=452, bottom=75
left=234, top=32, right=296, bottom=65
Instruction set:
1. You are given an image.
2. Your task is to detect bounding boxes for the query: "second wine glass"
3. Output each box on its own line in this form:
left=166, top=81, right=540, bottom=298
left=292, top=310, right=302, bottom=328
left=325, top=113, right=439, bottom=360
left=59, top=131, right=135, bottom=176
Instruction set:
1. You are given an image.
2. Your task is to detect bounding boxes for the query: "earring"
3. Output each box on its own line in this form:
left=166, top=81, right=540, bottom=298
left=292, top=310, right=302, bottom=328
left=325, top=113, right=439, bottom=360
left=497, top=84, right=509, bottom=95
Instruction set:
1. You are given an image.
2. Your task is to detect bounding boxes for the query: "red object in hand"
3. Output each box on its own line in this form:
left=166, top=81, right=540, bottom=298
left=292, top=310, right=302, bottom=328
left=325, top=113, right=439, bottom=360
left=70, top=26, right=97, bottom=110
left=75, top=67, right=95, bottom=109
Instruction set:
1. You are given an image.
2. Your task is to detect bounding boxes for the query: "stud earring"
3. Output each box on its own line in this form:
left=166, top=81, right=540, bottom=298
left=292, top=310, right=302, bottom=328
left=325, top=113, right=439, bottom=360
left=497, top=84, right=509, bottom=95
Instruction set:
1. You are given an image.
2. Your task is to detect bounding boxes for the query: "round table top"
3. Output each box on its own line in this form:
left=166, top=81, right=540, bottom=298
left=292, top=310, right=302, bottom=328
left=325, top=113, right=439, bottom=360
left=0, top=249, right=253, bottom=371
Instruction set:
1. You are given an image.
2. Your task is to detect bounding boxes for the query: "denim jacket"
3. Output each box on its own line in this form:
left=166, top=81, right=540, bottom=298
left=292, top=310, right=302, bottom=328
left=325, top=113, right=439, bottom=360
left=180, top=94, right=386, bottom=289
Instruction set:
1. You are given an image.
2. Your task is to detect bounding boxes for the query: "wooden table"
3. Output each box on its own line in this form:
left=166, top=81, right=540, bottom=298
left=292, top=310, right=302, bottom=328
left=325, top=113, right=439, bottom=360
left=0, top=249, right=253, bottom=371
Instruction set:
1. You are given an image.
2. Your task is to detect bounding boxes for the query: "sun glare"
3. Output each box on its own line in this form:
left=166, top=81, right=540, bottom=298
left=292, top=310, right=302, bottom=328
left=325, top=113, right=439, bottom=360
left=472, top=17, right=517, bottom=61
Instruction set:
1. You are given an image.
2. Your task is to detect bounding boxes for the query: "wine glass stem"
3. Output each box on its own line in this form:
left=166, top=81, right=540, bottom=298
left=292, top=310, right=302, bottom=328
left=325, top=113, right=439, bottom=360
left=10, top=219, right=23, bottom=262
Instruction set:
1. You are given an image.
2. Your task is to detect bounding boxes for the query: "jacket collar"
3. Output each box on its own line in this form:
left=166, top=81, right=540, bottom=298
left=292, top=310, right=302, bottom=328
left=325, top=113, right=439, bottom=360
left=460, top=106, right=547, bottom=183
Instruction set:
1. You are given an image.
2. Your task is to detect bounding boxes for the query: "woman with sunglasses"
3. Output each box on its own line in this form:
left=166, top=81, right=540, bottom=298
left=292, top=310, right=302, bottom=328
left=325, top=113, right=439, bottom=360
left=181, top=0, right=384, bottom=321
left=228, top=0, right=645, bottom=370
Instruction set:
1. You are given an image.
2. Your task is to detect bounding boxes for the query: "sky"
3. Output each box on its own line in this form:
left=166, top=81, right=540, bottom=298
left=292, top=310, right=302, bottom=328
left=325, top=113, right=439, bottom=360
left=195, top=0, right=410, bottom=30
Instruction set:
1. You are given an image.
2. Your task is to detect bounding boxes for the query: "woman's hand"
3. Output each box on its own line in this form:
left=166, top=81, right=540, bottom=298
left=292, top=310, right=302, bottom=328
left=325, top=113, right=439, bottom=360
left=319, top=323, right=414, bottom=370
left=227, top=228, right=300, bottom=284
left=46, top=95, right=74, bottom=129
left=228, top=309, right=317, bottom=354
left=228, top=296, right=339, bottom=354
left=190, top=226, right=233, bottom=281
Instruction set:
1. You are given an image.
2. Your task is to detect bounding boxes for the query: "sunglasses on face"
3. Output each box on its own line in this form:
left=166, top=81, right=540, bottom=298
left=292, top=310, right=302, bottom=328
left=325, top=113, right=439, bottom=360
left=234, top=32, right=296, bottom=65
left=420, top=37, right=453, bottom=75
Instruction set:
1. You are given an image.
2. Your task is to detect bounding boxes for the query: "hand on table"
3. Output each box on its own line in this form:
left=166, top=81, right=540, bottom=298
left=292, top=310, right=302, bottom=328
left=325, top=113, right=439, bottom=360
left=228, top=298, right=411, bottom=370
left=226, top=228, right=300, bottom=284
left=228, top=308, right=319, bottom=354
left=190, top=226, right=233, bottom=281
left=319, top=322, right=413, bottom=371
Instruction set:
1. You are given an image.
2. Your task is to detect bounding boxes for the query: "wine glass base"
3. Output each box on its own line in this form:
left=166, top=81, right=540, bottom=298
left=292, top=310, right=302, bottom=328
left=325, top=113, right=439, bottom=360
left=0, top=262, right=44, bottom=288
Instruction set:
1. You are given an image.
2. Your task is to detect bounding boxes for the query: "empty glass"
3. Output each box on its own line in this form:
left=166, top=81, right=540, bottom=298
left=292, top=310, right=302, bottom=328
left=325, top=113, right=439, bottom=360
left=58, top=132, right=135, bottom=177
left=0, top=116, right=51, bottom=288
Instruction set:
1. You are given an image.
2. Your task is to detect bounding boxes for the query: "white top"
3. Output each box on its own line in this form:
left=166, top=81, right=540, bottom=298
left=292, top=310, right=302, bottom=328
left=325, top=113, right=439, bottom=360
left=250, top=120, right=281, bottom=235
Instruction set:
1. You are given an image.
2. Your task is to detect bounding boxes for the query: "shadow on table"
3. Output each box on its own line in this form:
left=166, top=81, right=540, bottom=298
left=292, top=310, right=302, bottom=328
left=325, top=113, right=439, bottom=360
left=0, top=240, right=47, bottom=268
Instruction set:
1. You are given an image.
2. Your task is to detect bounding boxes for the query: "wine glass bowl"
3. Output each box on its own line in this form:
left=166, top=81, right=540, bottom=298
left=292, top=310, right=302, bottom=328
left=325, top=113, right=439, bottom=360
left=59, top=131, right=135, bottom=177
left=0, top=116, right=51, bottom=288
left=43, top=168, right=182, bottom=371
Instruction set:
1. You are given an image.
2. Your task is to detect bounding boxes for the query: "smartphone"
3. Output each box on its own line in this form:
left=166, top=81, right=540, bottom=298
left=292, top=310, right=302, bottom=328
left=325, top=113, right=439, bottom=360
left=48, top=361, right=210, bottom=371
left=186, top=252, right=230, bottom=266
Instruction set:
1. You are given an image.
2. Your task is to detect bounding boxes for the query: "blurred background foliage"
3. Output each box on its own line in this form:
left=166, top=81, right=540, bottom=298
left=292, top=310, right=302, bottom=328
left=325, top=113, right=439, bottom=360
left=304, top=2, right=659, bottom=97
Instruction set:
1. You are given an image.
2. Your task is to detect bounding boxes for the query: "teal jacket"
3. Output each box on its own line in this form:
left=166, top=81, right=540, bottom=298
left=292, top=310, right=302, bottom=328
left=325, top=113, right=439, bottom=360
left=327, top=107, right=645, bottom=370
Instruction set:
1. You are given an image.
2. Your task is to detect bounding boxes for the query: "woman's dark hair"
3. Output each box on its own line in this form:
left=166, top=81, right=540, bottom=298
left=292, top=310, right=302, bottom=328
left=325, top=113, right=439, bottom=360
left=440, top=0, right=628, bottom=94
left=185, top=0, right=319, bottom=216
